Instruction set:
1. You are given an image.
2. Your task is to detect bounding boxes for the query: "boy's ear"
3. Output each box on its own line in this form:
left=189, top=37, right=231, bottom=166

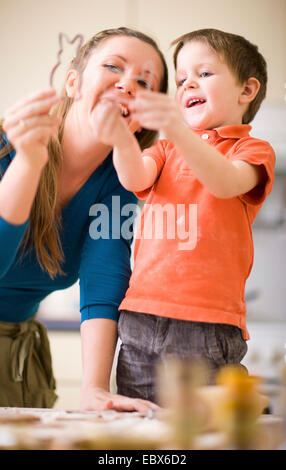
left=239, top=77, right=261, bottom=104
left=65, top=69, right=79, bottom=98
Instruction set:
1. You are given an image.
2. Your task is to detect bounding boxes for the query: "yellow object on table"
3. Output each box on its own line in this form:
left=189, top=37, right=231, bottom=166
left=156, top=360, right=274, bottom=449
left=213, top=365, right=269, bottom=448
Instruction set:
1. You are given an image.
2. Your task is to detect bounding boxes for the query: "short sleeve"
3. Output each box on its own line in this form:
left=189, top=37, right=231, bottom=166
left=134, top=140, right=167, bottom=200
left=79, top=181, right=138, bottom=323
left=230, top=138, right=276, bottom=205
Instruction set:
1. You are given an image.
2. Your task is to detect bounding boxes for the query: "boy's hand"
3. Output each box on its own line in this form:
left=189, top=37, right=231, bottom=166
left=93, top=99, right=136, bottom=148
left=129, top=90, right=183, bottom=137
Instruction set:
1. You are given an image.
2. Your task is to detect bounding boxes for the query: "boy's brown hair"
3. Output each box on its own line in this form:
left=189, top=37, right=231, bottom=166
left=171, top=28, right=267, bottom=124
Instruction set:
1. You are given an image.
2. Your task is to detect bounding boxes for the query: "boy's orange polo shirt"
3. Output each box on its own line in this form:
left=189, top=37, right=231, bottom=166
left=119, top=125, right=275, bottom=340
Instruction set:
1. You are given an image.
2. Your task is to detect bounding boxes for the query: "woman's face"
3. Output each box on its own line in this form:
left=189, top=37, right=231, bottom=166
left=66, top=35, right=164, bottom=138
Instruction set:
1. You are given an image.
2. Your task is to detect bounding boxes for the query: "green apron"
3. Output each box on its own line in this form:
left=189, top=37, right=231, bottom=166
left=0, top=318, right=58, bottom=408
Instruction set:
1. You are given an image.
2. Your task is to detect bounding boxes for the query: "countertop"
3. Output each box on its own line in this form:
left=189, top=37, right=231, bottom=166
left=0, top=407, right=285, bottom=451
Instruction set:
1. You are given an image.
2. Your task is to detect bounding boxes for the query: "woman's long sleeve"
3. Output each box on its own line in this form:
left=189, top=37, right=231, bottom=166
left=0, top=216, right=28, bottom=279
left=79, top=180, right=137, bottom=323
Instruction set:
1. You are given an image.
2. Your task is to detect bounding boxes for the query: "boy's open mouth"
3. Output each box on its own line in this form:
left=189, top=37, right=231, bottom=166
left=186, top=98, right=206, bottom=108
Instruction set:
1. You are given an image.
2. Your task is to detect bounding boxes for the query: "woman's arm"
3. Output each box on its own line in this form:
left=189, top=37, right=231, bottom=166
left=0, top=89, right=59, bottom=223
left=80, top=318, right=117, bottom=410
left=0, top=154, right=46, bottom=225
left=79, top=181, right=158, bottom=412
left=0, top=155, right=44, bottom=278
left=0, top=90, right=59, bottom=278
left=80, top=318, right=158, bottom=412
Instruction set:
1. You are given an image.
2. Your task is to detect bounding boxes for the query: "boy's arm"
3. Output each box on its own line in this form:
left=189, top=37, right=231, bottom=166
left=165, top=122, right=265, bottom=199
left=93, top=99, right=158, bottom=192
left=130, top=91, right=265, bottom=199
left=113, top=138, right=158, bottom=192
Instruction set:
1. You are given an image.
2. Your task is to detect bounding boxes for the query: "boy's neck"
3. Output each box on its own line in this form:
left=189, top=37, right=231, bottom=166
left=189, top=120, right=245, bottom=132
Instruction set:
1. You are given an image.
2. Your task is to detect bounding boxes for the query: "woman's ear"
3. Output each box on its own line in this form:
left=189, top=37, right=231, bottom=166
left=65, top=69, right=79, bottom=98
left=239, top=77, right=261, bottom=104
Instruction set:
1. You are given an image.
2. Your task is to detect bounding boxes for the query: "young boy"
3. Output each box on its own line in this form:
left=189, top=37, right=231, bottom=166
left=95, top=29, right=275, bottom=403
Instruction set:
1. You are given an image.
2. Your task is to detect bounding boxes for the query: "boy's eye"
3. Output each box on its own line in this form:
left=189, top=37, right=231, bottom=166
left=200, top=72, right=212, bottom=78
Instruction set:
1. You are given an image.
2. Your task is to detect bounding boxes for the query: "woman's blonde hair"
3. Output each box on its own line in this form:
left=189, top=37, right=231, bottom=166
left=0, top=27, right=168, bottom=278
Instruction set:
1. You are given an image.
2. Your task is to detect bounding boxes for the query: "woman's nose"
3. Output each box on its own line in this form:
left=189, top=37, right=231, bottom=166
left=115, top=77, right=136, bottom=96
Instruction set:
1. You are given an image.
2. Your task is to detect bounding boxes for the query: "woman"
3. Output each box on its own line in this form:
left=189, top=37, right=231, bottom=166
left=0, top=27, right=168, bottom=411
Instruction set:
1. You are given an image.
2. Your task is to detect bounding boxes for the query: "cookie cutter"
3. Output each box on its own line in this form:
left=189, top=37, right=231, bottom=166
left=49, top=32, right=84, bottom=96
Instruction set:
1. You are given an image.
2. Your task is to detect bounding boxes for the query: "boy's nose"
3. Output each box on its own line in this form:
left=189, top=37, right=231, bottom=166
left=183, top=76, right=198, bottom=89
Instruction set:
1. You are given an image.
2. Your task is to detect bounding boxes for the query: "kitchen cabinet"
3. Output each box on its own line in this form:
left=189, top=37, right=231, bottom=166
left=48, top=331, right=82, bottom=409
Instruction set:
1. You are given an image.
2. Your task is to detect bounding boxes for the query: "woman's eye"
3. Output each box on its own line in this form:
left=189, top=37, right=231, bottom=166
left=104, top=64, right=121, bottom=73
left=177, top=78, right=186, bottom=87
left=137, top=79, right=151, bottom=90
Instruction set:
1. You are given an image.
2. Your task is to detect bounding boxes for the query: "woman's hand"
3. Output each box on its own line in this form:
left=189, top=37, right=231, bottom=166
left=80, top=386, right=159, bottom=414
left=80, top=320, right=159, bottom=416
left=2, top=89, right=60, bottom=169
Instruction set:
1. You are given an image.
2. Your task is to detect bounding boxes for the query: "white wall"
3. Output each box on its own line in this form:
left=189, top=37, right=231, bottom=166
left=135, top=0, right=286, bottom=103
left=0, top=0, right=285, bottom=114
left=0, top=0, right=128, bottom=112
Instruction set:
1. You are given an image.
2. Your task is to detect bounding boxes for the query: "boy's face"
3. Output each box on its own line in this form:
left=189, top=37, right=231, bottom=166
left=175, top=40, right=246, bottom=129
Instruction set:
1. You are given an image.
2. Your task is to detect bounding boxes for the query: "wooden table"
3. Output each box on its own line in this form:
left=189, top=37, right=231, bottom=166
left=0, top=407, right=285, bottom=450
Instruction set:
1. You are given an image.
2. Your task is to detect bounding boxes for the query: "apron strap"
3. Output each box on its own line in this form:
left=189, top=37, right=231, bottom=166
left=1, top=319, right=55, bottom=389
